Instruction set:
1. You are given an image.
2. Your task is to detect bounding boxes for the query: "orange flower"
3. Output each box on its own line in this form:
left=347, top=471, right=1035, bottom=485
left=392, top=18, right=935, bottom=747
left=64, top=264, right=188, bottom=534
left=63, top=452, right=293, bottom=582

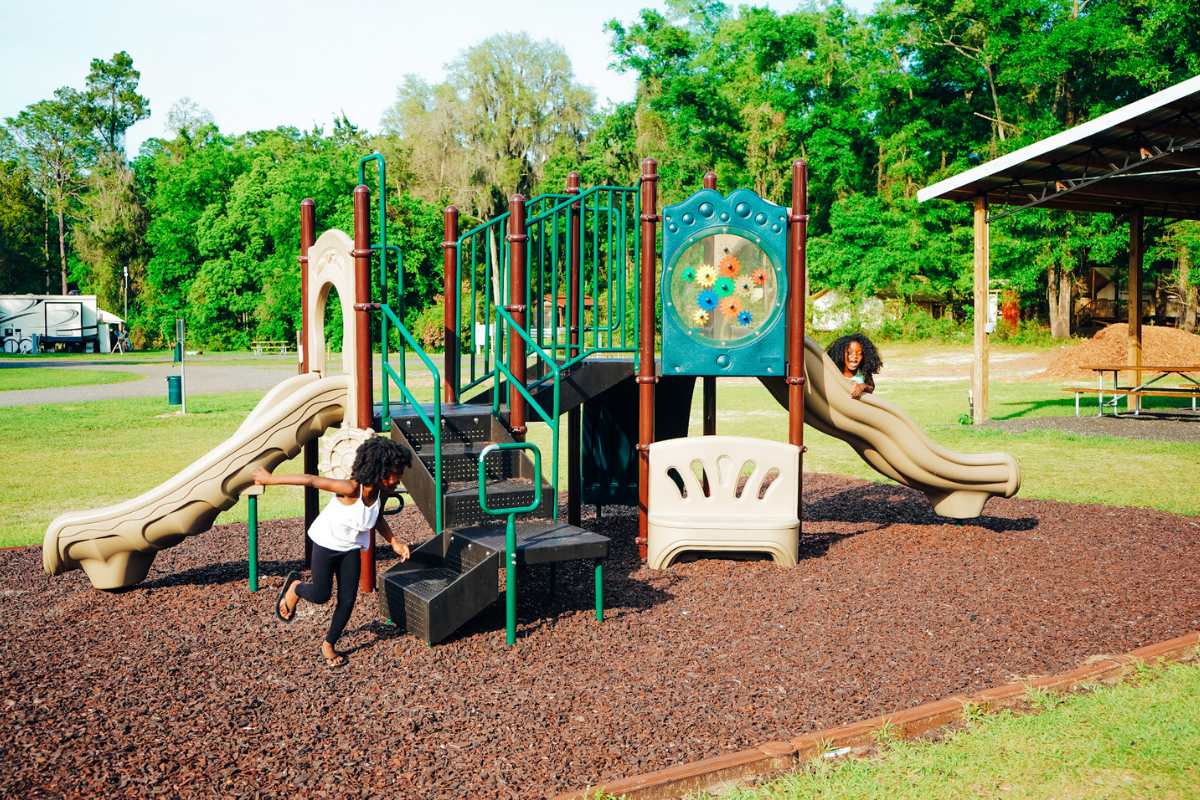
left=720, top=296, right=742, bottom=318
left=751, top=268, right=767, bottom=285
left=718, top=255, right=741, bottom=279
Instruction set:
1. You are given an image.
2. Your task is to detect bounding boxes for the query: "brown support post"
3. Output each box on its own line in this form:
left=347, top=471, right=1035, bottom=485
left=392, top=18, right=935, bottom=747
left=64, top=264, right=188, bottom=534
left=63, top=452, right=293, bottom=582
left=566, top=172, right=582, bottom=526
left=299, top=198, right=318, bottom=568
left=972, top=196, right=990, bottom=425
left=506, top=195, right=528, bottom=442
left=353, top=185, right=376, bottom=593
left=702, top=172, right=718, bottom=436
left=443, top=206, right=460, bottom=404
left=1128, top=208, right=1144, bottom=411
left=636, top=159, right=659, bottom=560
left=786, top=161, right=809, bottom=451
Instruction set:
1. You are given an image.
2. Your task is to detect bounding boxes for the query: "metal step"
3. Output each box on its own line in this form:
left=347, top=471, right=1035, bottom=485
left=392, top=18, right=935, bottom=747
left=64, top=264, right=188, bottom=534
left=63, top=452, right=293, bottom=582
left=377, top=520, right=609, bottom=645
left=377, top=532, right=499, bottom=645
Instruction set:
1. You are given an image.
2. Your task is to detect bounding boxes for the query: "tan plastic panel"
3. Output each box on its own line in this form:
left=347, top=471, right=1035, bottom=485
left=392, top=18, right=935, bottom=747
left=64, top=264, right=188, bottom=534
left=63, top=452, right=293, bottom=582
left=647, top=436, right=800, bottom=569
left=797, top=336, right=1020, bottom=518
left=43, top=374, right=348, bottom=589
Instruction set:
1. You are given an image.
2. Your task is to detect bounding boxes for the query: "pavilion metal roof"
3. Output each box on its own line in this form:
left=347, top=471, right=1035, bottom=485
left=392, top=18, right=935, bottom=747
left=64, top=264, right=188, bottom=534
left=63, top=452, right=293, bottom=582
left=917, top=74, right=1200, bottom=222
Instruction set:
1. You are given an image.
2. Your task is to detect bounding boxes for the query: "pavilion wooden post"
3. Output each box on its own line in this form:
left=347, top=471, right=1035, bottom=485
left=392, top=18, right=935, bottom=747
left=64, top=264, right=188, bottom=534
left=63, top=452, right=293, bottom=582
left=352, top=185, right=376, bottom=594
left=972, top=196, right=990, bottom=425
left=566, top=172, right=583, bottom=526
left=701, top=172, right=718, bottom=436
left=299, top=198, right=318, bottom=568
left=1128, top=208, right=1144, bottom=411
left=636, top=158, right=659, bottom=560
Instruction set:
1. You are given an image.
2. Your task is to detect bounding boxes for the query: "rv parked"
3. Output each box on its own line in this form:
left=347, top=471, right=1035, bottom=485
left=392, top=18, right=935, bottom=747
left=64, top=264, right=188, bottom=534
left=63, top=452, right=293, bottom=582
left=0, top=294, right=124, bottom=354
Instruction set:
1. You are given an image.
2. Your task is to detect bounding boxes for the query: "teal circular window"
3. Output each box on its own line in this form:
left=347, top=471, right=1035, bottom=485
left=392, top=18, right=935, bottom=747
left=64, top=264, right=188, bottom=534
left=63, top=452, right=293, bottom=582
left=665, top=231, right=783, bottom=347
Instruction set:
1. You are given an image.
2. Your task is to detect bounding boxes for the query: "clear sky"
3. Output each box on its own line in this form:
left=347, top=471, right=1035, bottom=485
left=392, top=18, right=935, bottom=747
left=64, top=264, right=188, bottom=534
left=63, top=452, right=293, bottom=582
left=2, top=0, right=875, bottom=156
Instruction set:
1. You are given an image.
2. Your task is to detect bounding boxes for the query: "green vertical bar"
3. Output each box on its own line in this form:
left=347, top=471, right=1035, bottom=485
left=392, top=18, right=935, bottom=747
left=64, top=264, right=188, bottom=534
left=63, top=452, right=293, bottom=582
left=506, top=513, right=517, bottom=646
left=594, top=558, right=603, bottom=621
left=248, top=494, right=258, bottom=593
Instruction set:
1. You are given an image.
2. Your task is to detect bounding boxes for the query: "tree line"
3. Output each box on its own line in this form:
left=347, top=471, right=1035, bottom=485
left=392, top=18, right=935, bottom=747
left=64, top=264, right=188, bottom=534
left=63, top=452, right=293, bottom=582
left=3, top=0, right=1200, bottom=350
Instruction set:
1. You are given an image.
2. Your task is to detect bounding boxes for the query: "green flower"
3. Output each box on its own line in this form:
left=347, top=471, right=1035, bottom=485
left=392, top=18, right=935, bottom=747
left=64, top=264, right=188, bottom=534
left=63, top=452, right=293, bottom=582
left=681, top=267, right=697, bottom=283
left=714, top=276, right=735, bottom=298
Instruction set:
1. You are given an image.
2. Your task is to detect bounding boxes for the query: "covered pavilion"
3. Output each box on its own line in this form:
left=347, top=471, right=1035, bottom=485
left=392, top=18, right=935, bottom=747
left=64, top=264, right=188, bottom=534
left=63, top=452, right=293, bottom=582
left=918, top=74, right=1200, bottom=422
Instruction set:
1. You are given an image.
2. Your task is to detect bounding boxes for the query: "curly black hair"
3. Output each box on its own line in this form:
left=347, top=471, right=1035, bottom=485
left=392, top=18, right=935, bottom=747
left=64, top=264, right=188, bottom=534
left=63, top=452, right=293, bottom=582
left=826, top=333, right=883, bottom=378
left=350, top=436, right=411, bottom=487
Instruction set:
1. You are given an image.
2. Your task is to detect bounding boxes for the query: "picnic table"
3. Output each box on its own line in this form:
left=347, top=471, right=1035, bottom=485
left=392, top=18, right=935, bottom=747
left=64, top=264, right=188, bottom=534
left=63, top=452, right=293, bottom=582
left=1063, top=364, right=1200, bottom=416
left=251, top=340, right=289, bottom=355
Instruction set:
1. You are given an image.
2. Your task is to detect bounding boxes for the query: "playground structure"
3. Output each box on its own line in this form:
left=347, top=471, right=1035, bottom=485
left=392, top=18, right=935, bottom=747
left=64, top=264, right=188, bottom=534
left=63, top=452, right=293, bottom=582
left=43, top=156, right=1020, bottom=643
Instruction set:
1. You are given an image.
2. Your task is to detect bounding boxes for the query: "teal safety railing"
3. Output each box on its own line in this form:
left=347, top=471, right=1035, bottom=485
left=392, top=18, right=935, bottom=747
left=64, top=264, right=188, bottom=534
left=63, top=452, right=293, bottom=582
left=491, top=306, right=560, bottom=520
left=455, top=185, right=642, bottom=400
left=478, top=441, right=543, bottom=645
left=378, top=301, right=443, bottom=535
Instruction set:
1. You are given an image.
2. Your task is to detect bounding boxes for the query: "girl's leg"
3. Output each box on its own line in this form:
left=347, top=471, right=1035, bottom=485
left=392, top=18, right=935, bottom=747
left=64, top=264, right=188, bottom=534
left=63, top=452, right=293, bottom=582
left=295, top=544, right=337, bottom=605
left=324, top=548, right=361, bottom=647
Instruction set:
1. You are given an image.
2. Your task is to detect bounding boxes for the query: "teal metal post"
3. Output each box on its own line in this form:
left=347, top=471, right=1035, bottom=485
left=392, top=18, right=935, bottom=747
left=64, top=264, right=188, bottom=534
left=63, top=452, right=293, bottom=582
left=247, top=494, right=259, bottom=592
left=478, top=442, right=542, bottom=645
left=595, top=559, right=604, bottom=621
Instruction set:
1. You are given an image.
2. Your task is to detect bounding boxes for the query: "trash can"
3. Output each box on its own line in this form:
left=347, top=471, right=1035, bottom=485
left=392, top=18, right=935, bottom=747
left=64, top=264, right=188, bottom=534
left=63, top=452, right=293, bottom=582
left=166, top=375, right=182, bottom=405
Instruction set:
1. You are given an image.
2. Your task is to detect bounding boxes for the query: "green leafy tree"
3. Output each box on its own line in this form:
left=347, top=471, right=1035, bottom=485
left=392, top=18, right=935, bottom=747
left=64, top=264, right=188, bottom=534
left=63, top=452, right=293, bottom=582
left=83, top=51, right=150, bottom=158
left=384, top=33, right=595, bottom=218
left=5, top=88, right=96, bottom=294
left=0, top=139, right=47, bottom=293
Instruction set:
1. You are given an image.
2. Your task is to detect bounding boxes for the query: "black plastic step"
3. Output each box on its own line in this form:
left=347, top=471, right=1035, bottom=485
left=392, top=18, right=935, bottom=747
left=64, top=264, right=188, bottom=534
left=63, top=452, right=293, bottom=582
left=443, top=478, right=553, bottom=529
left=377, top=532, right=499, bottom=645
left=417, top=441, right=520, bottom=484
left=377, top=521, right=609, bottom=645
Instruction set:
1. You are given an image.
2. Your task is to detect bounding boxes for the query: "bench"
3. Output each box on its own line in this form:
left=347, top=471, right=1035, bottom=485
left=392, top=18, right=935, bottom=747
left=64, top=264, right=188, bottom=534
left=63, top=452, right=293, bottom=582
left=1061, top=386, right=1200, bottom=416
left=647, top=436, right=800, bottom=569
left=251, top=340, right=289, bottom=355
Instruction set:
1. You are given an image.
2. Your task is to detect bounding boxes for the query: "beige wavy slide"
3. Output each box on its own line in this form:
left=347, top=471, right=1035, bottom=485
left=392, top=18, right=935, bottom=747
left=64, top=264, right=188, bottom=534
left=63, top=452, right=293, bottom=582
left=761, top=337, right=1020, bottom=518
left=44, top=373, right=348, bottom=590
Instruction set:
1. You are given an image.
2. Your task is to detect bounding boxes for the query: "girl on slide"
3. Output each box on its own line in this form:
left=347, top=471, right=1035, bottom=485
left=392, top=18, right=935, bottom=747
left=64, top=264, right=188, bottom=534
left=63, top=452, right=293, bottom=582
left=252, top=436, right=411, bottom=668
left=827, top=333, right=883, bottom=399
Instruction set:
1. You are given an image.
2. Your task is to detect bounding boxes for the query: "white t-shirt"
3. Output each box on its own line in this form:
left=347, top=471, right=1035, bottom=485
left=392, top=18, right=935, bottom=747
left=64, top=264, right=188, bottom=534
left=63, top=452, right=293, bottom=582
left=307, top=487, right=381, bottom=552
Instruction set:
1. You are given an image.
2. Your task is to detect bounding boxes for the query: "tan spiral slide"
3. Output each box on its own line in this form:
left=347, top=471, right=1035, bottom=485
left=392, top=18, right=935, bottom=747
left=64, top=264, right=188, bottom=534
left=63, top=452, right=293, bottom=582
left=761, top=336, right=1020, bottom=518
left=43, top=373, right=348, bottom=590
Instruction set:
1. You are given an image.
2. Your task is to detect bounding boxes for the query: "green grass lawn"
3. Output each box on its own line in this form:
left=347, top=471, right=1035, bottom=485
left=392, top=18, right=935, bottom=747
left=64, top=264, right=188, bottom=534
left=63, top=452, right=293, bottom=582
left=711, top=657, right=1200, bottom=800
left=0, top=367, right=145, bottom=392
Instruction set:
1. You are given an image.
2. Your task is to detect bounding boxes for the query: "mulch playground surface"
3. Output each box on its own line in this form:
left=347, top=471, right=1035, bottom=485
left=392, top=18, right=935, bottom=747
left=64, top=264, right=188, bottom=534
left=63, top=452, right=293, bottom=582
left=3, top=475, right=1199, bottom=799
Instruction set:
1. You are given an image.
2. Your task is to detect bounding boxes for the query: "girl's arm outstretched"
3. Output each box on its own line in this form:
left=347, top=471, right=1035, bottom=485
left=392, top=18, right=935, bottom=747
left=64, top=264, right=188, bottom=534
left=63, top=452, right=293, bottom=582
left=251, top=467, right=357, bottom=496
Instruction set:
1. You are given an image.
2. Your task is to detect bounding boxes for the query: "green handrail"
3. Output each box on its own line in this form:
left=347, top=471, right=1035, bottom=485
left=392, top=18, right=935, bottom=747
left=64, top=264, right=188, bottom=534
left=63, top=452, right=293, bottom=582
left=455, top=184, right=641, bottom=399
left=377, top=302, right=443, bottom=535
left=477, top=441, right=542, bottom=645
left=492, top=306, right=560, bottom=521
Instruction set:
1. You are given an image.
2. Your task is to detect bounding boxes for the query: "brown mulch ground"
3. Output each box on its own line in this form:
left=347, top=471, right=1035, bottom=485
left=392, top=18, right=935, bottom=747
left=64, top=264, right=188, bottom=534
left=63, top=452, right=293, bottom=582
left=1041, top=323, right=1200, bottom=380
left=3, top=477, right=1199, bottom=799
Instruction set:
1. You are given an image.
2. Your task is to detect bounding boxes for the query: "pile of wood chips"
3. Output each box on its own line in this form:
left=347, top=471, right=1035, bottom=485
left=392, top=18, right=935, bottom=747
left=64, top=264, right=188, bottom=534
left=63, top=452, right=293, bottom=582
left=1041, top=323, right=1200, bottom=380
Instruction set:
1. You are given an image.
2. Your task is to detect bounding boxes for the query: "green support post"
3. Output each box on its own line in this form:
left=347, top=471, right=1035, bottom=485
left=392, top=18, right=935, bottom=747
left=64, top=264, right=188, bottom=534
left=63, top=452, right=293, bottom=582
left=478, top=442, right=542, bottom=646
left=243, top=484, right=265, bottom=592
left=595, top=559, right=604, bottom=621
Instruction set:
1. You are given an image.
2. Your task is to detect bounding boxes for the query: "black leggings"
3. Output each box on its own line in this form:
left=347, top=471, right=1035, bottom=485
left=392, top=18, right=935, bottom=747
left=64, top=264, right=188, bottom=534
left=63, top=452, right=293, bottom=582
left=296, top=544, right=360, bottom=646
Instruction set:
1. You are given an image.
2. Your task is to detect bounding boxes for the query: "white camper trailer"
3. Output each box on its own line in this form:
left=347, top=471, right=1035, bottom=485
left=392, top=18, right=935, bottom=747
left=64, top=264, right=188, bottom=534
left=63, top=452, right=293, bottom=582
left=0, top=295, right=124, bottom=354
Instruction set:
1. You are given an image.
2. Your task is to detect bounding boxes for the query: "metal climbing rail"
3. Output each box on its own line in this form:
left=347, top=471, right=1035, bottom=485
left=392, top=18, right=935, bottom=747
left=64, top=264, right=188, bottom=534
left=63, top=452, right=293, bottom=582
left=454, top=185, right=642, bottom=400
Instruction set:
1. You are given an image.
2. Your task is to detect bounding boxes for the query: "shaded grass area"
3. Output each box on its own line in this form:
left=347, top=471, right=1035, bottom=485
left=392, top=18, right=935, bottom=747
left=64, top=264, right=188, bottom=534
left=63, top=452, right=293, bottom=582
left=0, top=367, right=144, bottom=392
left=716, top=657, right=1200, bottom=800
